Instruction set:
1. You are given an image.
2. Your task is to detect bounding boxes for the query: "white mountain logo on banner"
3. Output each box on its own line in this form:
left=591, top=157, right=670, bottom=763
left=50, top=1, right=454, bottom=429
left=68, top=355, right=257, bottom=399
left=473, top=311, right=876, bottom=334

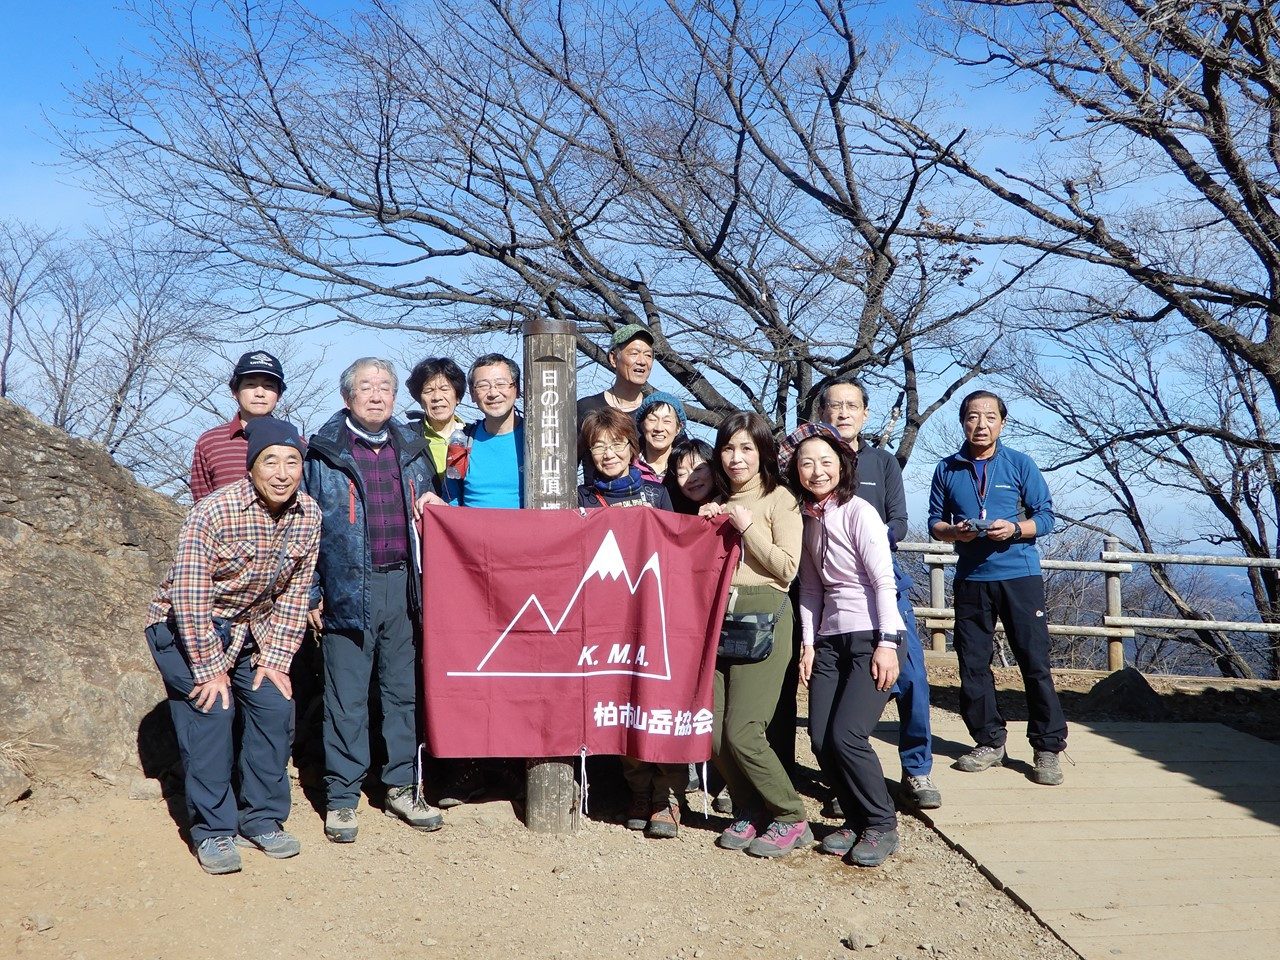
left=447, top=530, right=671, bottom=679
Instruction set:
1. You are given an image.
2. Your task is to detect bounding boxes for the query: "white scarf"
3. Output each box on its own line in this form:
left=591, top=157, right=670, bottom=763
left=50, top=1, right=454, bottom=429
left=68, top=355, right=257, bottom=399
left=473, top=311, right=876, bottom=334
left=346, top=416, right=389, bottom=446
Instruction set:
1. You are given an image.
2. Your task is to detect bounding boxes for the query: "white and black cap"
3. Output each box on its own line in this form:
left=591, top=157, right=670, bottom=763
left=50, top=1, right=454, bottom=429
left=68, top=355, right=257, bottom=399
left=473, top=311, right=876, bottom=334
left=230, top=351, right=286, bottom=393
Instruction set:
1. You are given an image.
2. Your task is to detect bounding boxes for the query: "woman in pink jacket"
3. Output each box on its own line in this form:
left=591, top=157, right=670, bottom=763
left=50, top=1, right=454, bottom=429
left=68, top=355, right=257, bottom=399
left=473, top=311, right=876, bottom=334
left=780, top=423, right=905, bottom=867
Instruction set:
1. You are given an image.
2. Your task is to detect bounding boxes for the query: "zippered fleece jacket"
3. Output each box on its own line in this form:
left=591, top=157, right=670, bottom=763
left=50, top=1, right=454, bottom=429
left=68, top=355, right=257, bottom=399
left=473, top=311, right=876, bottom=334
left=798, top=495, right=905, bottom=647
left=302, top=410, right=435, bottom=632
left=927, top=441, right=1054, bottom=583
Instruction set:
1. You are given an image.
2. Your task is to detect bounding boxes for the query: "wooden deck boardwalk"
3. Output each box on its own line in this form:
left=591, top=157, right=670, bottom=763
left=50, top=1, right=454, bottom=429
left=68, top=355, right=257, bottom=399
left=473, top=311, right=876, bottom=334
left=871, top=717, right=1280, bottom=960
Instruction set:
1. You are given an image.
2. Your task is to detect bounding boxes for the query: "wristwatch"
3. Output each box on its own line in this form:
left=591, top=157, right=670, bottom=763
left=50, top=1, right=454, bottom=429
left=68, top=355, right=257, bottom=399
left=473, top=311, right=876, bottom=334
left=1010, top=522, right=1024, bottom=542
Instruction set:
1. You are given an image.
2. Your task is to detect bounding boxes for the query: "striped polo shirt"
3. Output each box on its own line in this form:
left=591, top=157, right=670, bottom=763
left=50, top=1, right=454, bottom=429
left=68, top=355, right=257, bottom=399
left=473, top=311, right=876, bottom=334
left=190, top=416, right=250, bottom=502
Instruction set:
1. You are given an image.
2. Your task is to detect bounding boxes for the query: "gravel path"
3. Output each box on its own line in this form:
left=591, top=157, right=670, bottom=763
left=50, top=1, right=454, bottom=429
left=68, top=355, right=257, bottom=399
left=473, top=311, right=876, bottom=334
left=2, top=695, right=1081, bottom=960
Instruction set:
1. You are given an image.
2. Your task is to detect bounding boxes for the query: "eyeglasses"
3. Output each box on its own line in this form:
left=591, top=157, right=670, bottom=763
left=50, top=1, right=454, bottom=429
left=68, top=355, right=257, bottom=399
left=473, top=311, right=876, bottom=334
left=473, top=379, right=515, bottom=393
left=354, top=382, right=395, bottom=397
left=822, top=401, right=863, bottom=413
left=589, top=441, right=631, bottom=457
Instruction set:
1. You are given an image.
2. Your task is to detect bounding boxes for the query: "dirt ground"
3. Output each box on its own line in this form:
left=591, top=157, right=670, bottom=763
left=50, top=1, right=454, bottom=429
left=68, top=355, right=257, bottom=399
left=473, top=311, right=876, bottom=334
left=4, top=664, right=1277, bottom=960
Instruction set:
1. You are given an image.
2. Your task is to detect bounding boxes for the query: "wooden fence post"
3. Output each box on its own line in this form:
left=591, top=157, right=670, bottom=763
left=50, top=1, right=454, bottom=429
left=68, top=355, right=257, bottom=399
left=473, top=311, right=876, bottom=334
left=1103, top=535, right=1125, bottom=671
left=929, top=561, right=947, bottom=652
left=521, top=316, right=581, bottom=833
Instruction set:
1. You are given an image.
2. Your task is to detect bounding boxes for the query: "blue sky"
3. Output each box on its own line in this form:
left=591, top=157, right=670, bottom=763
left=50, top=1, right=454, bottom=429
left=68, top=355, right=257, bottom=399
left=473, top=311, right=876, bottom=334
left=0, top=3, right=1161, bottom=525
left=0, top=2, right=450, bottom=417
left=0, top=4, right=134, bottom=230
left=0, top=0, right=701, bottom=417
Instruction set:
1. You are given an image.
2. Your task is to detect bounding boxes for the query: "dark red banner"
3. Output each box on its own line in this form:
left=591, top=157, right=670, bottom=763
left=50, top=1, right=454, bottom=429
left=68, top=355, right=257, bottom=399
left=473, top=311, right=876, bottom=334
left=420, top=507, right=738, bottom=762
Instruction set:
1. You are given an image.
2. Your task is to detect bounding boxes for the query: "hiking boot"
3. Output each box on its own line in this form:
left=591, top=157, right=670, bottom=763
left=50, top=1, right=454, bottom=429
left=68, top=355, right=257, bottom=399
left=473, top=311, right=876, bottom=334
left=625, top=793, right=651, bottom=831
left=900, top=774, right=943, bottom=809
left=686, top=763, right=701, bottom=792
left=384, top=786, right=444, bottom=831
left=645, top=803, right=680, bottom=839
left=438, top=761, right=487, bottom=809
left=955, top=744, right=1005, bottom=773
left=747, top=820, right=814, bottom=859
left=712, top=786, right=733, bottom=815
left=847, top=827, right=899, bottom=867
left=816, top=826, right=856, bottom=856
left=1031, top=749, right=1065, bottom=786
left=822, top=794, right=845, bottom=819
left=195, top=836, right=242, bottom=875
left=235, top=830, right=301, bottom=859
left=324, top=807, right=358, bottom=843
left=717, top=816, right=759, bottom=851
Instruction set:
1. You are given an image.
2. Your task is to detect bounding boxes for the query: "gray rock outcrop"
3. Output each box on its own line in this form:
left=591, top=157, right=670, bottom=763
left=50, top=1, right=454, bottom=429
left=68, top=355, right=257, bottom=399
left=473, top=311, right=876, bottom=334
left=0, top=757, right=29, bottom=803
left=0, top=399, right=184, bottom=800
left=1080, top=666, right=1173, bottom=721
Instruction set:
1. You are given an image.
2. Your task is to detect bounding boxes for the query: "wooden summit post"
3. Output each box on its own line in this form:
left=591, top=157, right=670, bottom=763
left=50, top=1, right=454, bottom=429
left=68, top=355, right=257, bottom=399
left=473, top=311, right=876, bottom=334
left=522, top=316, right=581, bottom=833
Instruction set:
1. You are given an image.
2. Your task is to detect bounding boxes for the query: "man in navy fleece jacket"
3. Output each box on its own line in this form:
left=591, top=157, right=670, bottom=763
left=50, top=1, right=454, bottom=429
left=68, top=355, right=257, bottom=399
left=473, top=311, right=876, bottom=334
left=927, top=390, right=1068, bottom=786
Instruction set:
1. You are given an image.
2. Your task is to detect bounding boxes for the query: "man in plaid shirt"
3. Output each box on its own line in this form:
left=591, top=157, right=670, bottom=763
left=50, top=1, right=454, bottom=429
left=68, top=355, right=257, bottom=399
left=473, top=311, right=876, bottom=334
left=146, top=417, right=321, bottom=875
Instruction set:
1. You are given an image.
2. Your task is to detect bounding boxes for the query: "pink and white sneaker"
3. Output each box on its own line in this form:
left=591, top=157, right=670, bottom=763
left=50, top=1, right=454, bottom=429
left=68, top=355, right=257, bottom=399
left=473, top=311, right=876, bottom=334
left=746, top=819, right=814, bottom=858
left=717, top=816, right=759, bottom=851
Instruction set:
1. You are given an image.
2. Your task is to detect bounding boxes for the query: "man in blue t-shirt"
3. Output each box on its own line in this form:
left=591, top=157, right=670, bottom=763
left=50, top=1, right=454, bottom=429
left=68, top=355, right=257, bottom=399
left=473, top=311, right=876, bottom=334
left=927, top=390, right=1068, bottom=786
left=459, top=353, right=525, bottom=508
left=430, top=353, right=525, bottom=807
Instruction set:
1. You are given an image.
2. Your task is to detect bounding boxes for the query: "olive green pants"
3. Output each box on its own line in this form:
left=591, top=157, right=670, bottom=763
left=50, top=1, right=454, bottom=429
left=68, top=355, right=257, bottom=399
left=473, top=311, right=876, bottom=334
left=711, top=585, right=806, bottom=823
left=621, top=758, right=687, bottom=803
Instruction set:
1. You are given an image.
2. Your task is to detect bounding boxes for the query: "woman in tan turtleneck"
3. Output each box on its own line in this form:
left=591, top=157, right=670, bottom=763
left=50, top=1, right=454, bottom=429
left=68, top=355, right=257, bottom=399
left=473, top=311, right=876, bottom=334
left=698, top=412, right=809, bottom=858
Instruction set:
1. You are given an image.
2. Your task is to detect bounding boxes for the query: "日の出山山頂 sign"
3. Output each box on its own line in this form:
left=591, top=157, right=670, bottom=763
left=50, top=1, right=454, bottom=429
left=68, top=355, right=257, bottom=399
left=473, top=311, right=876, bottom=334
left=420, top=507, right=739, bottom=762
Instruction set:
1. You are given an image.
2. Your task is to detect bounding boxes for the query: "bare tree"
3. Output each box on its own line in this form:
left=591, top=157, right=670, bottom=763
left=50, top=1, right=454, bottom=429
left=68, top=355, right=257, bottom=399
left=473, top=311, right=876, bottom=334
left=56, top=0, right=1280, bottom=678
left=3, top=223, right=240, bottom=490
left=0, top=221, right=59, bottom=398
left=61, top=0, right=1039, bottom=457
left=865, top=0, right=1280, bottom=675
left=993, top=301, right=1275, bottom=677
left=20, top=251, right=109, bottom=432
left=910, top=0, right=1280, bottom=391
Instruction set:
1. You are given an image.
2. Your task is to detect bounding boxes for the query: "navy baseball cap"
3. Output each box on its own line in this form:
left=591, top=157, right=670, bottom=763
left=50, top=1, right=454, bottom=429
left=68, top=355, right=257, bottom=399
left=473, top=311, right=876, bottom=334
left=231, top=351, right=286, bottom=393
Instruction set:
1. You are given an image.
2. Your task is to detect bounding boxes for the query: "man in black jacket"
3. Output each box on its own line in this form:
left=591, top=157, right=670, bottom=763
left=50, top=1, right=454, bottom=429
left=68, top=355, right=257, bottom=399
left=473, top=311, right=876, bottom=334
left=303, top=357, right=442, bottom=843
left=576, top=324, right=654, bottom=484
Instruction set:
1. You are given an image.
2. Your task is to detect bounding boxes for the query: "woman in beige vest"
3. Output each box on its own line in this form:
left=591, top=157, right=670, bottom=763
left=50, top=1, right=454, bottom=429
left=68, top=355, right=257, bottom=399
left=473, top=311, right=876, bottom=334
left=699, top=412, right=808, bottom=858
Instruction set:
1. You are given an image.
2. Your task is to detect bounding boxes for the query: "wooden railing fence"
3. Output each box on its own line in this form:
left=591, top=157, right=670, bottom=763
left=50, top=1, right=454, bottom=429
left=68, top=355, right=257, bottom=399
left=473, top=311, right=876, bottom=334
left=900, top=536, right=1280, bottom=671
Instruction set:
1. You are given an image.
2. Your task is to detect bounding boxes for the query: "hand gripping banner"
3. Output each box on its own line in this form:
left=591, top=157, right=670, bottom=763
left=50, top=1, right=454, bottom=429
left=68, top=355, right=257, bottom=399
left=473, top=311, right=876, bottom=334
left=420, top=507, right=739, bottom=762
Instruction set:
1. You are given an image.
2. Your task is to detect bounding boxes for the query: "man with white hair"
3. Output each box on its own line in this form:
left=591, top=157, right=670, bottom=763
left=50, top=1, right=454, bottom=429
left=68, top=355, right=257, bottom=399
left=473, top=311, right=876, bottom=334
left=303, top=357, right=442, bottom=842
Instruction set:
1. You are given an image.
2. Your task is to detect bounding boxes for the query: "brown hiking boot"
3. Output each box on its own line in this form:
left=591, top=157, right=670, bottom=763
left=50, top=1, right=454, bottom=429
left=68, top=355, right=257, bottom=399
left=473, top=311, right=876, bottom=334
left=625, top=793, right=650, bottom=831
left=645, top=802, right=679, bottom=839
